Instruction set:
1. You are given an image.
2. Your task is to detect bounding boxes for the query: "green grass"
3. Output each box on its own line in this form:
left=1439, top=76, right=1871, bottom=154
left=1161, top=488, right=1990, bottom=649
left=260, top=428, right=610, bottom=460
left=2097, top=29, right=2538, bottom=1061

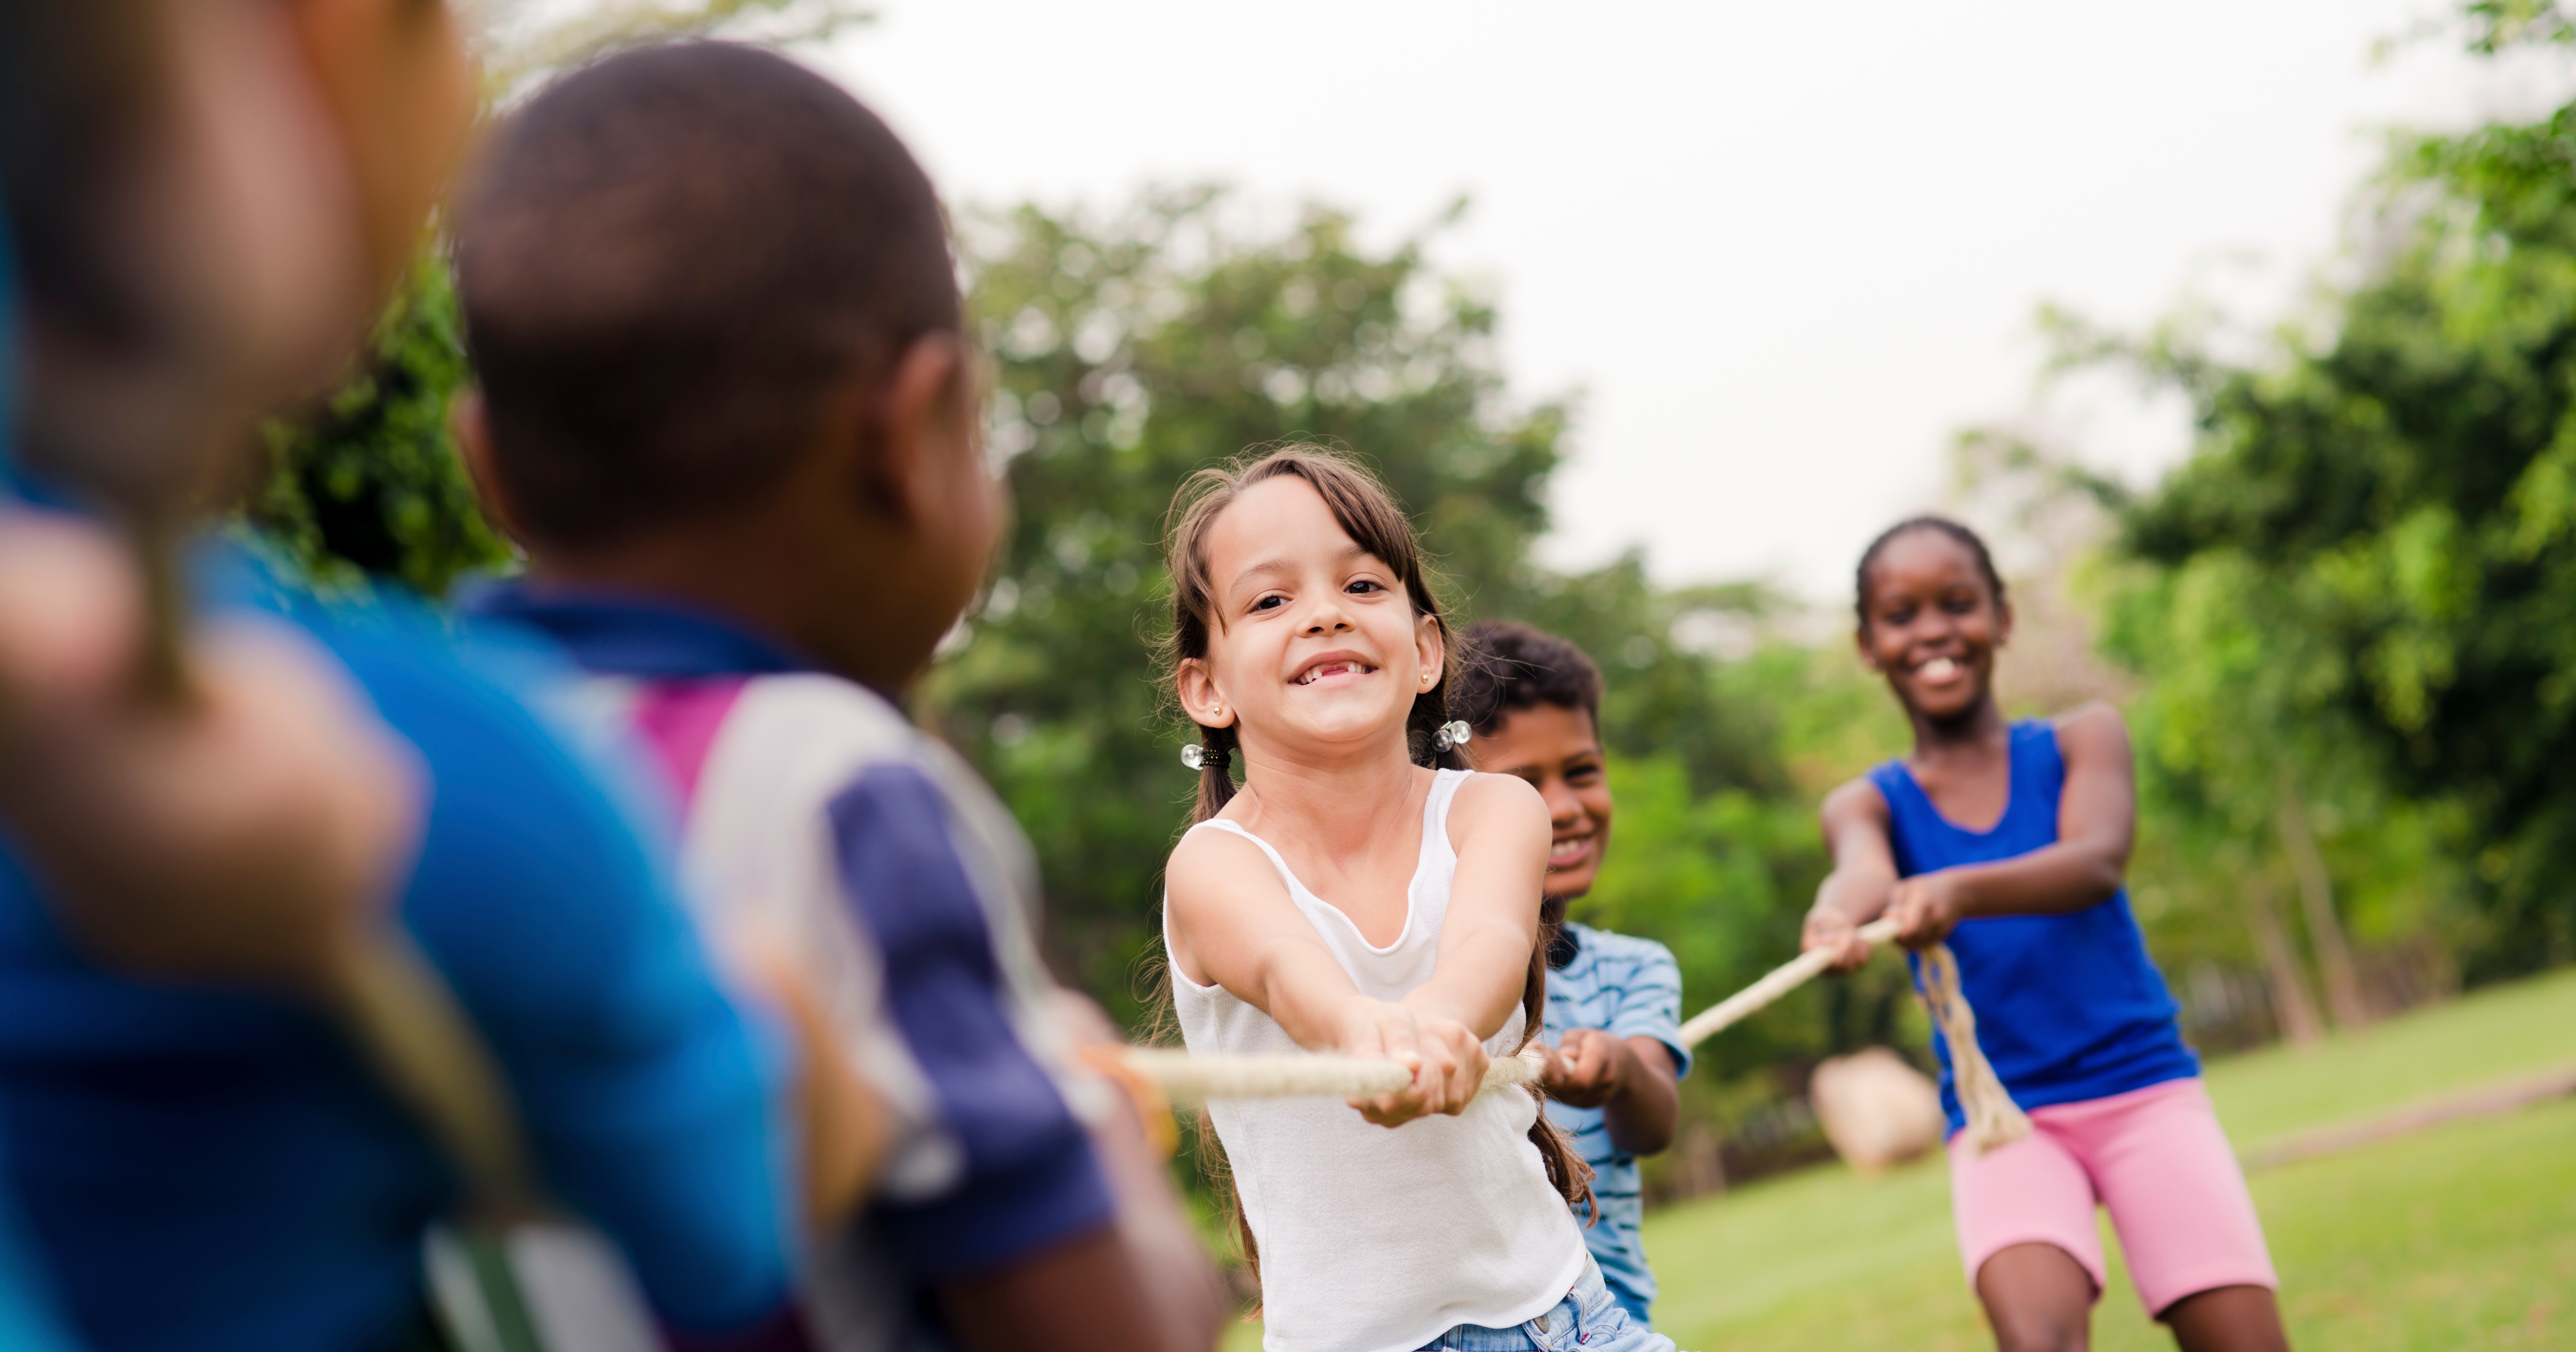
left=1642, top=1095, right=2576, bottom=1351
left=1643, top=966, right=2576, bottom=1351
left=2188, top=965, right=2576, bottom=1152
left=1225, top=967, right=2576, bottom=1350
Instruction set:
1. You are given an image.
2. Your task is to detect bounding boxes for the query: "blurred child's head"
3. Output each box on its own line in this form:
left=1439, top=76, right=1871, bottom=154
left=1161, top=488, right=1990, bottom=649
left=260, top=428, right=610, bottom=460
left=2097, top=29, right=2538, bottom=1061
left=453, top=43, right=989, bottom=690
left=1, top=0, right=472, bottom=507
left=1162, top=447, right=1458, bottom=820
left=1854, top=515, right=2011, bottom=726
left=1453, top=622, right=1610, bottom=905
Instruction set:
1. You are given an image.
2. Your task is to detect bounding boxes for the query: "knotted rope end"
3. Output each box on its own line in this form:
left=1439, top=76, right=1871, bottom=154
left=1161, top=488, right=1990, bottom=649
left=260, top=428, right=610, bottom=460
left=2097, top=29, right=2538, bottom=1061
left=1918, top=940, right=2033, bottom=1158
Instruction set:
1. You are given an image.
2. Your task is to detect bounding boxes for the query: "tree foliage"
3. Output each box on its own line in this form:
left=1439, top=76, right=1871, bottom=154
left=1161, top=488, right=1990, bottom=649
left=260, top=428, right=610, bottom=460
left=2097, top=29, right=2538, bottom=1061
left=248, top=253, right=512, bottom=597
left=474, top=0, right=874, bottom=96
left=2102, top=41, right=2576, bottom=977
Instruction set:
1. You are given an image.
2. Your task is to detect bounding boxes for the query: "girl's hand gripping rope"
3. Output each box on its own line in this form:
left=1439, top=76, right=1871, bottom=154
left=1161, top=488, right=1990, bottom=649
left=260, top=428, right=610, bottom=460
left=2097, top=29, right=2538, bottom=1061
left=1883, top=871, right=1968, bottom=948
left=1800, top=905, right=1875, bottom=974
left=1336, top=997, right=1488, bottom=1125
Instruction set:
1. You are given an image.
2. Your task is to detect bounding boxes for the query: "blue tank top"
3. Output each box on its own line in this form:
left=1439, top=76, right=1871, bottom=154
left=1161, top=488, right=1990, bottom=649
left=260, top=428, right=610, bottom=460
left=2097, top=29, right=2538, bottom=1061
left=1869, top=720, right=2198, bottom=1132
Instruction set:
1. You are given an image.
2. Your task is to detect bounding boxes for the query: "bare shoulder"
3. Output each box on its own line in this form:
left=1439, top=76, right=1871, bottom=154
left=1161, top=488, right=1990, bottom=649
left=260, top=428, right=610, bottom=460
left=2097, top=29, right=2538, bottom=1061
left=1445, top=769, right=1549, bottom=860
left=1453, top=762, right=1545, bottom=819
left=1165, top=824, right=1286, bottom=913
left=1820, top=775, right=1889, bottom=827
left=2052, top=701, right=2134, bottom=765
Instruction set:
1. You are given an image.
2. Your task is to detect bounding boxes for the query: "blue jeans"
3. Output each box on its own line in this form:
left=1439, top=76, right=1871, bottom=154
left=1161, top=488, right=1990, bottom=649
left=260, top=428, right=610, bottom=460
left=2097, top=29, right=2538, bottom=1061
left=1415, top=1258, right=1681, bottom=1351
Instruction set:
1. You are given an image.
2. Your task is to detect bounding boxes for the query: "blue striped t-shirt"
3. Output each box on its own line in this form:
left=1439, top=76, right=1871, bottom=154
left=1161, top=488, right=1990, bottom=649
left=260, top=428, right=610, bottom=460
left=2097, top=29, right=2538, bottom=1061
left=1541, top=922, right=1691, bottom=1322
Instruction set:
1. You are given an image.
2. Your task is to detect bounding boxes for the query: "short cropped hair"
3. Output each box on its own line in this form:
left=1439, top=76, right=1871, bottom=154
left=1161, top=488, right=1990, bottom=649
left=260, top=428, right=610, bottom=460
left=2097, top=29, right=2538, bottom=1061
left=1854, top=515, right=2008, bottom=627
left=1454, top=621, right=1603, bottom=737
left=455, top=42, right=958, bottom=547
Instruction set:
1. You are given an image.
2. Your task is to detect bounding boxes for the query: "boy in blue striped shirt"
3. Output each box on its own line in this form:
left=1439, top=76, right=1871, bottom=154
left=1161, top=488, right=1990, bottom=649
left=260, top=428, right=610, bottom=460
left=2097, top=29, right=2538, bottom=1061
left=1458, top=622, right=1690, bottom=1328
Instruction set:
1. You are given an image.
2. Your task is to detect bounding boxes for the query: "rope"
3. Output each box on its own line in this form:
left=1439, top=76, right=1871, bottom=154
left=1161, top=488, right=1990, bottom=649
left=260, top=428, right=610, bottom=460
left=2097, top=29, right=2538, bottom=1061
left=325, top=935, right=538, bottom=1209
left=1120, top=913, right=2033, bottom=1155
left=1912, top=937, right=2031, bottom=1153
left=1674, top=917, right=1898, bottom=1046
left=1124, top=1042, right=1551, bottom=1103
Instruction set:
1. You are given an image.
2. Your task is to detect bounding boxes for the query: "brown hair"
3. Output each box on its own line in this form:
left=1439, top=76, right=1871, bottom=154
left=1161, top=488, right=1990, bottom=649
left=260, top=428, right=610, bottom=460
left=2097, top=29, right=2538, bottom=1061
left=1157, top=446, right=1593, bottom=1282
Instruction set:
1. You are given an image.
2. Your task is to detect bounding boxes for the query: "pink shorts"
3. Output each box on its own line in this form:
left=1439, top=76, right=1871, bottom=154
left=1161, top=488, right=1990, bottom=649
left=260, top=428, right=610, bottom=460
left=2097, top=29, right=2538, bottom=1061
left=1949, top=1077, right=2277, bottom=1317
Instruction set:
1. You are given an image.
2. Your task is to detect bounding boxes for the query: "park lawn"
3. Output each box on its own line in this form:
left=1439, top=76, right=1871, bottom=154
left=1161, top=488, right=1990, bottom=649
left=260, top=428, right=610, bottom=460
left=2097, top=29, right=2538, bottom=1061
left=1644, top=1093, right=2576, bottom=1350
left=1644, top=965, right=2576, bottom=1350
left=1222, top=966, right=2576, bottom=1351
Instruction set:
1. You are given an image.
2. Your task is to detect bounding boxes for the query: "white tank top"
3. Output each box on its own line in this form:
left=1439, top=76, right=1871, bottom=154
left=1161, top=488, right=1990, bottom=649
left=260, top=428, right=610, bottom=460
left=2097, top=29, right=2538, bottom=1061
left=1166, top=768, right=1588, bottom=1352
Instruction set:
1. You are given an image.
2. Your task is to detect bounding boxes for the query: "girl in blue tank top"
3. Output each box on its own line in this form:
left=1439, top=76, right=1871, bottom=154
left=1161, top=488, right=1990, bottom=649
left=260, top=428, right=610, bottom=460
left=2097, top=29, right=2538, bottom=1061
left=1803, top=518, right=2288, bottom=1352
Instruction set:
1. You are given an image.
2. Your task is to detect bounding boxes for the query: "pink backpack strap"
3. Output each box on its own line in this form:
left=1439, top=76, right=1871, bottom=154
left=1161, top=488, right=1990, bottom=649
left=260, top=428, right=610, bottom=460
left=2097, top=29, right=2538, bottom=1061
left=631, top=677, right=750, bottom=814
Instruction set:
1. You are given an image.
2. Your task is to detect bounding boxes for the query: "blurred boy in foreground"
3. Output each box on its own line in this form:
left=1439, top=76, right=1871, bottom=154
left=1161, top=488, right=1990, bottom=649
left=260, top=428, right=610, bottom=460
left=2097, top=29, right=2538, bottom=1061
left=1456, top=622, right=1690, bottom=1329
left=0, top=5, right=850, bottom=1348
left=451, top=42, right=1226, bottom=1352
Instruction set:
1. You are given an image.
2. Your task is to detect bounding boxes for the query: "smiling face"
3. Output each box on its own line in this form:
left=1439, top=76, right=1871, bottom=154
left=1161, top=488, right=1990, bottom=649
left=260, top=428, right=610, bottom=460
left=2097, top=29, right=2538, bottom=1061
left=1857, top=527, right=2012, bottom=724
left=1177, top=475, right=1443, bottom=761
left=1471, top=702, right=1613, bottom=901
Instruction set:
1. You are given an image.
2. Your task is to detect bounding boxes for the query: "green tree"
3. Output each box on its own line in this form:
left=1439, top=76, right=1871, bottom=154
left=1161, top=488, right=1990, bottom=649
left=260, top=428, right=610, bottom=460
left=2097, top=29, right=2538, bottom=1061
left=2093, top=546, right=2475, bottom=1033
left=249, top=253, right=511, bottom=597
left=2101, top=62, right=2576, bottom=977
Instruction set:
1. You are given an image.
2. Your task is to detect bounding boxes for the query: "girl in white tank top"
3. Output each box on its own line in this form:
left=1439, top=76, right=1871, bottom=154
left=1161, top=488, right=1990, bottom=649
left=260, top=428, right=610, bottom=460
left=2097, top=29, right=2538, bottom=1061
left=1155, top=449, right=1676, bottom=1352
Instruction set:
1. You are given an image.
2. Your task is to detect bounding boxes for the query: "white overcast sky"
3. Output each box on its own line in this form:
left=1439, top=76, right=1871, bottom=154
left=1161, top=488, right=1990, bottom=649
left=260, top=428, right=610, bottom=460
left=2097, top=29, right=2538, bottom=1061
left=812, top=2, right=2575, bottom=598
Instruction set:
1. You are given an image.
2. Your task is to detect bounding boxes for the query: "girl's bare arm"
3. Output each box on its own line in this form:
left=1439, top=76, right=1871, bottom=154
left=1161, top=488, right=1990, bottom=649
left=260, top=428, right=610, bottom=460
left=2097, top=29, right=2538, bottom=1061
left=1802, top=777, right=1899, bottom=969
left=1884, top=703, right=2137, bottom=945
left=1164, top=829, right=1371, bottom=1048
left=1409, top=771, right=1551, bottom=1040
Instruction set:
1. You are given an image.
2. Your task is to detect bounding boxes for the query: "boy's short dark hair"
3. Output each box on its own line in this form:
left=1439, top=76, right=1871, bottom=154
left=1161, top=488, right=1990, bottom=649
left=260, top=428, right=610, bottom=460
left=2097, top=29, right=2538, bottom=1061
left=1455, top=621, right=1603, bottom=736
left=454, top=42, right=957, bottom=547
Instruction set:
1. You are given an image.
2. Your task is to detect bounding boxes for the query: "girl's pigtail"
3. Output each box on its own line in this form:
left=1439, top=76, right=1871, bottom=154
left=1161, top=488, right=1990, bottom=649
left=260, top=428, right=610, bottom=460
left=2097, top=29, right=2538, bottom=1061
left=1192, top=723, right=1240, bottom=822
left=1415, top=662, right=1471, bottom=772
left=1525, top=1088, right=1595, bottom=1214
left=1516, top=904, right=1594, bottom=1214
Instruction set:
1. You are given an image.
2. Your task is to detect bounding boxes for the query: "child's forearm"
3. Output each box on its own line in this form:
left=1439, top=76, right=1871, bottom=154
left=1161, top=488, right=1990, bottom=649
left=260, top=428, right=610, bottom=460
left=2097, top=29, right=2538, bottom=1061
left=1601, top=1040, right=1679, bottom=1156
left=1811, top=781, right=1899, bottom=926
left=1401, top=916, right=1533, bottom=1040
left=1811, top=862, right=1897, bottom=923
left=1250, top=941, right=1381, bottom=1051
left=1946, top=839, right=2124, bottom=919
